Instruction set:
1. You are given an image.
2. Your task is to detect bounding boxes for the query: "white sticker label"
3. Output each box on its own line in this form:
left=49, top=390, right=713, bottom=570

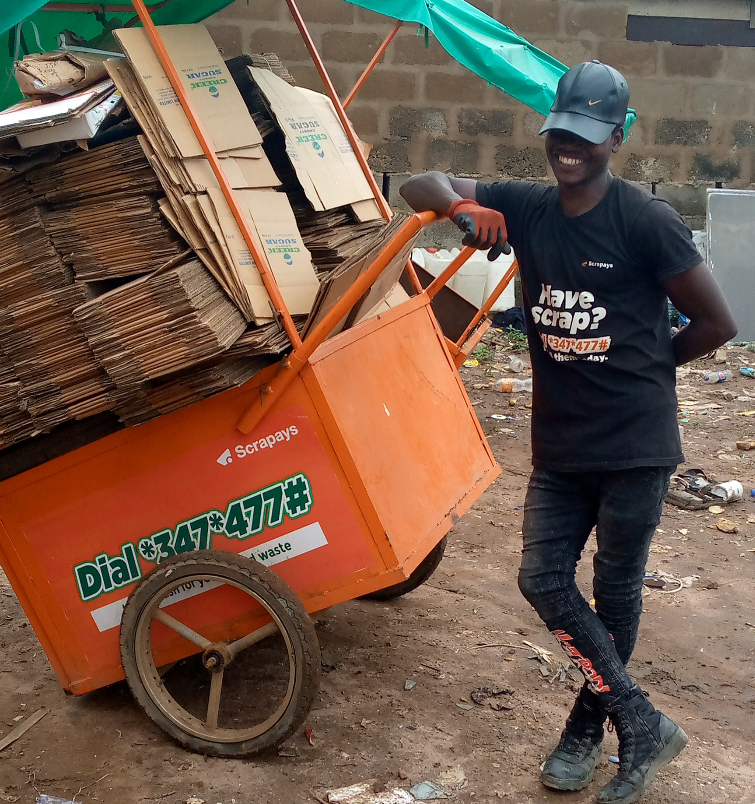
left=89, top=522, right=327, bottom=633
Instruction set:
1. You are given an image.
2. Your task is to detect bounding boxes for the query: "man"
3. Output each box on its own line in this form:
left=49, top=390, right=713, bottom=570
left=400, top=61, right=736, bottom=804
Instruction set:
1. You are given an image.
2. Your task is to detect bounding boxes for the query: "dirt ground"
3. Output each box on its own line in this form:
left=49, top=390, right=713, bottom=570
left=1, top=338, right=754, bottom=804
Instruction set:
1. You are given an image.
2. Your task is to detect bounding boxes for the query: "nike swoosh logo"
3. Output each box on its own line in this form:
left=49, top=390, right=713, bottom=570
left=588, top=100, right=601, bottom=106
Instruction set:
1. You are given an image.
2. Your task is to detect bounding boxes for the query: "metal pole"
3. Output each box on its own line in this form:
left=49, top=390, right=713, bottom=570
left=283, top=0, right=392, bottom=222
left=343, top=20, right=403, bottom=109
left=129, top=0, right=303, bottom=348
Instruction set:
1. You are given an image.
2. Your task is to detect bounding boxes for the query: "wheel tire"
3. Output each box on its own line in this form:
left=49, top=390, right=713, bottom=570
left=120, top=549, right=320, bottom=757
left=361, top=537, right=447, bottom=601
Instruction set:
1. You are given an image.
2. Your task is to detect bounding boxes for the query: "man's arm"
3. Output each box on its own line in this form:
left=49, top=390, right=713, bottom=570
left=399, top=172, right=509, bottom=259
left=663, top=263, right=737, bottom=366
left=399, top=171, right=477, bottom=215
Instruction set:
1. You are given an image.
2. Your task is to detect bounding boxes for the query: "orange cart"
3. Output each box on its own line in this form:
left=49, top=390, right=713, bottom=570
left=0, top=0, right=513, bottom=757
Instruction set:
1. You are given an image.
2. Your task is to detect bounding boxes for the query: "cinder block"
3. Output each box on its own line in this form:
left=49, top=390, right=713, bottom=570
left=524, top=112, right=547, bottom=138
left=358, top=69, right=417, bottom=101
left=206, top=25, right=243, bottom=58
left=662, top=44, right=723, bottom=79
left=733, top=121, right=755, bottom=148
left=322, top=31, right=384, bottom=63
left=426, top=139, right=480, bottom=175
left=249, top=29, right=313, bottom=62
left=597, top=40, right=657, bottom=78
left=424, top=71, right=486, bottom=104
left=531, top=38, right=595, bottom=67
left=722, top=47, right=755, bottom=84
left=390, top=107, right=448, bottom=138
left=621, top=154, right=678, bottom=183
left=691, top=154, right=740, bottom=183
left=495, top=145, right=549, bottom=178
left=656, top=183, right=707, bottom=217
left=628, top=79, right=688, bottom=117
left=458, top=109, right=515, bottom=137
left=212, top=0, right=281, bottom=21
left=692, top=84, right=750, bottom=117
left=347, top=105, right=380, bottom=138
left=288, top=64, right=351, bottom=98
left=497, top=0, right=560, bottom=36
left=369, top=140, right=411, bottom=173
left=393, top=35, right=453, bottom=66
left=655, top=119, right=710, bottom=147
left=297, top=0, right=354, bottom=25
left=564, top=3, right=628, bottom=39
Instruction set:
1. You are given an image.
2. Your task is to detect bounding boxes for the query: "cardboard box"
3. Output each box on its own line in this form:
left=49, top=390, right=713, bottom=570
left=17, top=91, right=121, bottom=147
left=115, top=25, right=263, bottom=158
left=250, top=68, right=375, bottom=211
left=15, top=51, right=111, bottom=97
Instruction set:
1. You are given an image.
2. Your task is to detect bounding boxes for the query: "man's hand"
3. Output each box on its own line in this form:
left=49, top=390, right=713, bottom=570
left=663, top=262, right=737, bottom=366
left=448, top=199, right=511, bottom=261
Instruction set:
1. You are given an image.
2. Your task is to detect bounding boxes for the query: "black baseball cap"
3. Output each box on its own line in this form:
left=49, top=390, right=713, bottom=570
left=540, top=61, right=630, bottom=144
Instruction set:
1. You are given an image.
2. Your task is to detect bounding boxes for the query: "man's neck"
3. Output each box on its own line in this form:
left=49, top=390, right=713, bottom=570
left=558, top=171, right=613, bottom=218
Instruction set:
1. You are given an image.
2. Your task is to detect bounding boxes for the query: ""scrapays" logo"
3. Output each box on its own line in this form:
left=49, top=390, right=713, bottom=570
left=73, top=472, right=314, bottom=603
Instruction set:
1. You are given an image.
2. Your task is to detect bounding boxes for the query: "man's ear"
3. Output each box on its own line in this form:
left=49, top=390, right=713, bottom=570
left=611, top=127, right=625, bottom=153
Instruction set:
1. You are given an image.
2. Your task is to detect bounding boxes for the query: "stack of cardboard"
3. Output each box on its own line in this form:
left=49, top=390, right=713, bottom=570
left=73, top=258, right=247, bottom=389
left=0, top=360, right=36, bottom=447
left=0, top=178, right=73, bottom=304
left=0, top=283, right=115, bottom=431
left=106, top=24, right=320, bottom=325
left=28, top=137, right=186, bottom=280
left=114, top=355, right=273, bottom=426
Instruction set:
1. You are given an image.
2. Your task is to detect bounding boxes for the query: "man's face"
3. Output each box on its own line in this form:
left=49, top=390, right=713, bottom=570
left=545, top=127, right=623, bottom=188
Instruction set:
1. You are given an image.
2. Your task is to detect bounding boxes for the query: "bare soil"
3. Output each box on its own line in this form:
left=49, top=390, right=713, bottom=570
left=1, top=342, right=754, bottom=804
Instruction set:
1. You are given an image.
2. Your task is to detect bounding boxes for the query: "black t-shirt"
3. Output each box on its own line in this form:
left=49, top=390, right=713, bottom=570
left=476, top=176, right=702, bottom=472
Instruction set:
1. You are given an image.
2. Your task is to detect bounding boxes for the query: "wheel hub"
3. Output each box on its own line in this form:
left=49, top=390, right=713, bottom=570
left=202, top=643, right=233, bottom=672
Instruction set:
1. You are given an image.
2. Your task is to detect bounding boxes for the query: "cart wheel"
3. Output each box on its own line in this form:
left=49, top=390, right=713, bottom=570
left=361, top=537, right=447, bottom=601
left=120, top=550, right=320, bottom=757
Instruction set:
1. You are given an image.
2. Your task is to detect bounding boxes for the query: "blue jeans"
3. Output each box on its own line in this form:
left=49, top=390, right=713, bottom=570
left=518, top=466, right=674, bottom=701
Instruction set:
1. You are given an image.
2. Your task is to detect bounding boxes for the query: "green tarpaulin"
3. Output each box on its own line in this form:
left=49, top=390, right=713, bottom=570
left=0, top=0, right=235, bottom=110
left=344, top=0, right=636, bottom=131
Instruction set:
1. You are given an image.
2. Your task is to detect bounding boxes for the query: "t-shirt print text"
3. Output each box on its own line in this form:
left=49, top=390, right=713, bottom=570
left=582, top=260, right=614, bottom=269
left=531, top=284, right=611, bottom=363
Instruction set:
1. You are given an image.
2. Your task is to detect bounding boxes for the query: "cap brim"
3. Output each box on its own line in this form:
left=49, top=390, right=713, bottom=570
left=539, top=112, right=616, bottom=145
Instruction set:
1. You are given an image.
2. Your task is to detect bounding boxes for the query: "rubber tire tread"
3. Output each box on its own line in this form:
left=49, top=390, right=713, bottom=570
left=360, top=537, right=447, bottom=601
left=120, top=549, right=320, bottom=757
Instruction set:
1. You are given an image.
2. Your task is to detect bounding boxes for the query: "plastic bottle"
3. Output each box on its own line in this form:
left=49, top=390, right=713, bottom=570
left=703, top=371, right=728, bottom=383
left=709, top=480, right=743, bottom=503
left=491, top=377, right=532, bottom=393
left=741, top=367, right=755, bottom=378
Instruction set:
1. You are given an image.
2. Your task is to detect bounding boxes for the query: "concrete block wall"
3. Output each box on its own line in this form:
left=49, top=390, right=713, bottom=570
left=208, top=0, right=755, bottom=227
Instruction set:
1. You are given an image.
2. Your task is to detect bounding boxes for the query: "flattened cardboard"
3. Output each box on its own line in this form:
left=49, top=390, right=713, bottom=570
left=115, top=25, right=262, bottom=158
left=183, top=153, right=279, bottom=191
left=250, top=68, right=375, bottom=211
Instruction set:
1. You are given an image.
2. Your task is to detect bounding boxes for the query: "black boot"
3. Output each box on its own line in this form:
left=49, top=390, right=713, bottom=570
left=541, top=686, right=606, bottom=791
left=597, top=685, right=687, bottom=804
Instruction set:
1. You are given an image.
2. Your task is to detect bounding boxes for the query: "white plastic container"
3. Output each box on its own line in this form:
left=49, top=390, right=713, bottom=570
left=412, top=247, right=517, bottom=312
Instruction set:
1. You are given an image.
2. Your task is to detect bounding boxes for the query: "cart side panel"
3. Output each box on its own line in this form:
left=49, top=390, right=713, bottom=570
left=0, top=378, right=379, bottom=694
left=309, top=296, right=500, bottom=570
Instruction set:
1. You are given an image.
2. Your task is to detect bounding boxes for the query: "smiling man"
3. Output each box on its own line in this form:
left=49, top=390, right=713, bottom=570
left=400, top=61, right=736, bottom=803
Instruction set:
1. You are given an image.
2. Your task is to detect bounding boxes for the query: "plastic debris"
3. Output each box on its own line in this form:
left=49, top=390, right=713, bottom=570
left=305, top=728, right=314, bottom=746
left=716, top=518, right=738, bottom=534
left=490, top=414, right=514, bottom=420
left=37, top=798, right=77, bottom=804
left=463, top=358, right=479, bottom=367
left=709, top=505, right=725, bottom=515
left=609, top=756, right=620, bottom=765
left=404, top=679, right=417, bottom=691
left=410, top=781, right=447, bottom=800
left=456, top=702, right=474, bottom=711
left=327, top=781, right=414, bottom=804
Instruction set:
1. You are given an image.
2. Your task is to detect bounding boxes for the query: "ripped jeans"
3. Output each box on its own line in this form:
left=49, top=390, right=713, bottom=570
left=518, top=466, right=674, bottom=700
